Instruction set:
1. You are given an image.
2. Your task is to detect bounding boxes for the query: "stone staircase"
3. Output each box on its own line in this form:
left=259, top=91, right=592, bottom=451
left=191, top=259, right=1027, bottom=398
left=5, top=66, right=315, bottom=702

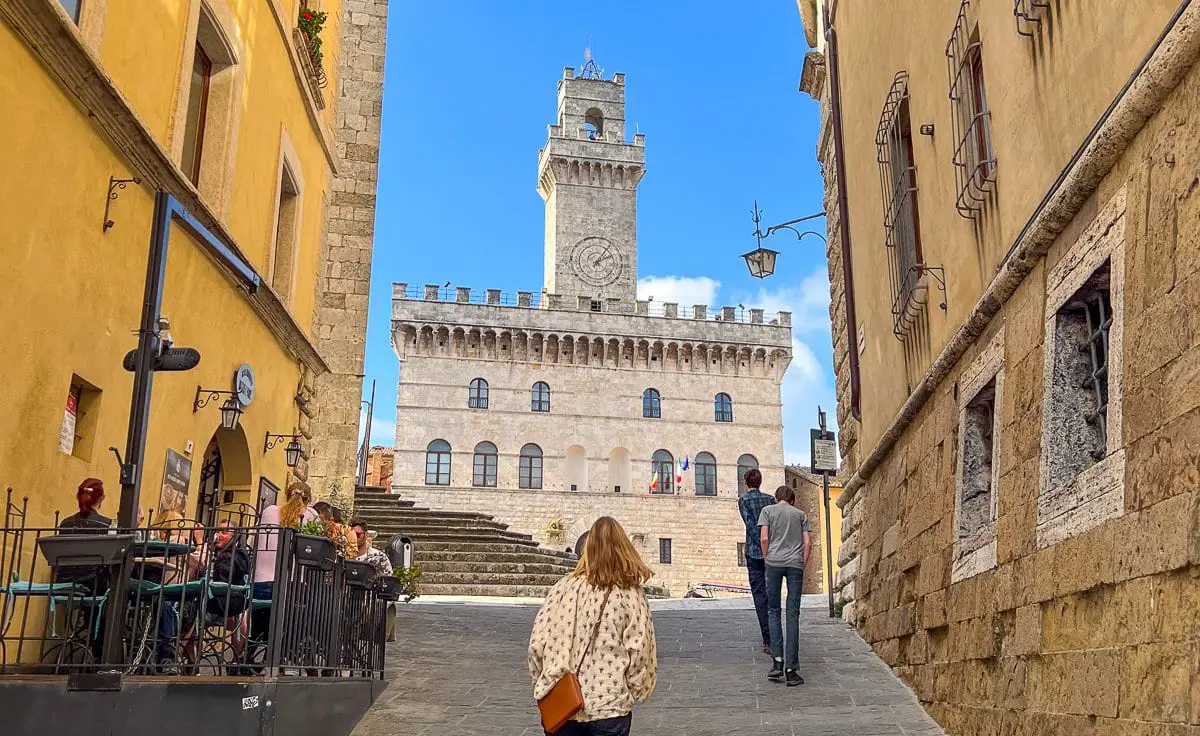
left=352, top=486, right=579, bottom=596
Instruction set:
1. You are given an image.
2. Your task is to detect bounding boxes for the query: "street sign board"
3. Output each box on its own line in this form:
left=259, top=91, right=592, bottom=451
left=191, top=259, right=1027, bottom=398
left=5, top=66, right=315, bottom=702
left=810, top=428, right=838, bottom=474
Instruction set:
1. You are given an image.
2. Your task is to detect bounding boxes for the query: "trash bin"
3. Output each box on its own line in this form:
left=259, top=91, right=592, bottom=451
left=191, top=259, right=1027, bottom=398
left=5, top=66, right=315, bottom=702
left=386, top=536, right=414, bottom=570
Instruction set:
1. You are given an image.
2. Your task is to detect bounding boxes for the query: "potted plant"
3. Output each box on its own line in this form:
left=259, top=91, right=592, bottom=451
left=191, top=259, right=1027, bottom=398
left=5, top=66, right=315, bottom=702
left=297, top=7, right=328, bottom=68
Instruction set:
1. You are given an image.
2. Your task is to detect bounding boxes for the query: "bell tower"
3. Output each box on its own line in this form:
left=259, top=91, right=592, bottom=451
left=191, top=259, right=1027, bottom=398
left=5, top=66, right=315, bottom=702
left=537, top=61, right=645, bottom=303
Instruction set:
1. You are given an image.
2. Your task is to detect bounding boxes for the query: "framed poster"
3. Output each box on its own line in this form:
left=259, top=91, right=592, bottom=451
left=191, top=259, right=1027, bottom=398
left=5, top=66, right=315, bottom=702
left=258, top=476, right=280, bottom=516
left=158, top=448, right=193, bottom=519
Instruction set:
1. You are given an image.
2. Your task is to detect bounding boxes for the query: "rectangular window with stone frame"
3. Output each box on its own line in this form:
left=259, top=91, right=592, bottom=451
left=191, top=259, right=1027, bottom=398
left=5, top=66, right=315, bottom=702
left=1038, top=188, right=1127, bottom=548
left=952, top=329, right=1002, bottom=583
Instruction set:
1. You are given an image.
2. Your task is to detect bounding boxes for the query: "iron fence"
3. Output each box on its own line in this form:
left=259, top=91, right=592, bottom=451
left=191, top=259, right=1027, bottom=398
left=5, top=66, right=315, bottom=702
left=0, top=491, right=392, bottom=679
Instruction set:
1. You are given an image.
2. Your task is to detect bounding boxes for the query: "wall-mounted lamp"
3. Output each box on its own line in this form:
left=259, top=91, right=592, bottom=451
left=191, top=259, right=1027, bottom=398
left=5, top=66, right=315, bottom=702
left=265, top=432, right=303, bottom=468
left=919, top=123, right=935, bottom=137
left=193, top=387, right=243, bottom=431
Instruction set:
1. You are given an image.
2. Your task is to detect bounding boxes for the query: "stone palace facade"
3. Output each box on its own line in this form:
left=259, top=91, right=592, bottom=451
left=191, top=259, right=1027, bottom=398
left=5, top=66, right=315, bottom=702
left=388, top=64, right=793, bottom=594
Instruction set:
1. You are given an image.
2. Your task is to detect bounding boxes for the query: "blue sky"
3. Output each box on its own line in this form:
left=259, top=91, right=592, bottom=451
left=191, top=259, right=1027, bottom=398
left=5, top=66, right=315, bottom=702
left=361, top=1, right=833, bottom=464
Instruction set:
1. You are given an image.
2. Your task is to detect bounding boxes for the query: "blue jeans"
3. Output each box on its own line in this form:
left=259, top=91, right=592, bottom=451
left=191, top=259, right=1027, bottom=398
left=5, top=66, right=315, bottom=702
left=156, top=602, right=178, bottom=662
left=746, top=557, right=770, bottom=647
left=765, top=564, right=803, bottom=672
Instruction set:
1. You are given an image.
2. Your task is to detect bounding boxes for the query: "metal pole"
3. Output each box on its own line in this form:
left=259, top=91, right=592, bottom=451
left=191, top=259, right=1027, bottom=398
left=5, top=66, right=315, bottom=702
left=819, top=407, right=836, bottom=619
left=104, top=190, right=171, bottom=665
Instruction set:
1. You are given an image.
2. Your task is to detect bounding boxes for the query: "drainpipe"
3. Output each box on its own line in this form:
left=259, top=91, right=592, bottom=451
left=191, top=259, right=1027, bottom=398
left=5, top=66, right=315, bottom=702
left=823, top=1, right=861, bottom=420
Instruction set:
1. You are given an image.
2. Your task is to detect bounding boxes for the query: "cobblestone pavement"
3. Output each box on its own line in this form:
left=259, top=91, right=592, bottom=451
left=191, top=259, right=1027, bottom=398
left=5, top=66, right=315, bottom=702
left=354, top=600, right=943, bottom=736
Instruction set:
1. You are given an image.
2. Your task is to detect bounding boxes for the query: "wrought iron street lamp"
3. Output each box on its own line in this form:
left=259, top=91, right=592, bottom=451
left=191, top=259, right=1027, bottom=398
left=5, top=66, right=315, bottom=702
left=266, top=432, right=303, bottom=468
left=194, top=387, right=244, bottom=431
left=741, top=201, right=827, bottom=279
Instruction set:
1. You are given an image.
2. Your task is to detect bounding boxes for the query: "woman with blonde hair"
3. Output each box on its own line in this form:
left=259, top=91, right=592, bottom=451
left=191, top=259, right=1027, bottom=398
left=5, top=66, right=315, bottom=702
left=529, top=517, right=657, bottom=735
left=254, top=481, right=316, bottom=598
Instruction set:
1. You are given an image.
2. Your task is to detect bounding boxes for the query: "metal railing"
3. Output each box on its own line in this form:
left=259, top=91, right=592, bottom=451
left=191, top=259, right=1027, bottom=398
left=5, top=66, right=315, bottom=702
left=1014, top=0, right=1052, bottom=38
left=0, top=492, right=394, bottom=678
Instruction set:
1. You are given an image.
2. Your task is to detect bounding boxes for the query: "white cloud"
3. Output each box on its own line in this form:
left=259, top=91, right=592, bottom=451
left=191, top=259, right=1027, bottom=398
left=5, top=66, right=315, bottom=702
left=636, top=275, right=721, bottom=308
left=780, top=337, right=839, bottom=469
left=734, top=268, right=831, bottom=333
left=358, top=408, right=397, bottom=447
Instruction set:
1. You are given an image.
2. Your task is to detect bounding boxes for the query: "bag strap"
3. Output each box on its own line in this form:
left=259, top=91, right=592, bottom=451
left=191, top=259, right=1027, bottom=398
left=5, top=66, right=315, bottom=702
left=574, top=587, right=612, bottom=674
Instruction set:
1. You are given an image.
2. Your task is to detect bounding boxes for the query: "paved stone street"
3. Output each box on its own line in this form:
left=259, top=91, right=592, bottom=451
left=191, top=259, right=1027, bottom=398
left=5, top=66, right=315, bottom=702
left=354, top=600, right=942, bottom=736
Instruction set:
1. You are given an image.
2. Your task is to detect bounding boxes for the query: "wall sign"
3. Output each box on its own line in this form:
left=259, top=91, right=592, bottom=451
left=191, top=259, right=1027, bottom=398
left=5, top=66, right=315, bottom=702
left=159, top=448, right=193, bottom=518
left=810, top=428, right=838, bottom=475
left=235, top=363, right=255, bottom=406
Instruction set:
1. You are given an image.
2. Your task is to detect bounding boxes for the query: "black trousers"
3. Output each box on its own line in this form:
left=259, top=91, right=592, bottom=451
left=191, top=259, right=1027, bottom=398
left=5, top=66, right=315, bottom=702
left=548, top=714, right=632, bottom=736
left=746, top=557, right=770, bottom=647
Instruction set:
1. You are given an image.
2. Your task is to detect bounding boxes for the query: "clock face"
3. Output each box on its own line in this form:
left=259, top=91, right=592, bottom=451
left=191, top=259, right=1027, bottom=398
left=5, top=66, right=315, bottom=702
left=570, top=237, right=622, bottom=287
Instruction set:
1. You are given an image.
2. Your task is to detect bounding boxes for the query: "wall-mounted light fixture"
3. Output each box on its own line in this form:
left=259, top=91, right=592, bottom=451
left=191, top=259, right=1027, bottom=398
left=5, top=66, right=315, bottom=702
left=741, top=201, right=827, bottom=279
left=265, top=432, right=303, bottom=468
left=193, top=387, right=243, bottom=431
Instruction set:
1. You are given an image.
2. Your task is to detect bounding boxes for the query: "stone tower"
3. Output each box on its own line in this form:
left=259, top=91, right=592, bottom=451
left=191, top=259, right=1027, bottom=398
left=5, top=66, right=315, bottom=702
left=537, top=64, right=646, bottom=303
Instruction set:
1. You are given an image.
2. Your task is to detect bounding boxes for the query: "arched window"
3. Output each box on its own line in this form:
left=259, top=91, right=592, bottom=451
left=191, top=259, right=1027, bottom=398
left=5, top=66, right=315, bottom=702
left=695, top=452, right=717, bottom=496
left=468, top=378, right=489, bottom=409
left=531, top=382, right=551, bottom=413
left=737, top=454, right=760, bottom=496
left=472, top=441, right=498, bottom=487
left=714, top=393, right=733, bottom=422
left=519, top=443, right=543, bottom=489
left=584, top=107, right=604, bottom=140
left=642, top=388, right=661, bottom=419
left=425, top=440, right=451, bottom=485
left=651, top=449, right=674, bottom=494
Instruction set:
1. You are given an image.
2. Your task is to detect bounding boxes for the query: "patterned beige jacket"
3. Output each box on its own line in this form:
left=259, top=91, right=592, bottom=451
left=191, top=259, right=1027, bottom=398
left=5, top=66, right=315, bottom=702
left=528, top=574, right=657, bottom=722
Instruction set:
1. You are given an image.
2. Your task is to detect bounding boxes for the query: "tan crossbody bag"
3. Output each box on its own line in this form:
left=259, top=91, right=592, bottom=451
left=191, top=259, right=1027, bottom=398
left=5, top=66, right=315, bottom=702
left=537, top=587, right=613, bottom=734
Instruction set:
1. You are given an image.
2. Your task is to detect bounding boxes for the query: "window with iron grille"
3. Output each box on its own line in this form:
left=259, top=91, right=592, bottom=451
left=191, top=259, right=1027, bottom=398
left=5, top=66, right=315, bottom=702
left=468, top=378, right=488, bottom=409
left=946, top=0, right=996, bottom=218
left=737, top=543, right=747, bottom=568
left=1043, top=262, right=1114, bottom=505
left=659, top=538, right=672, bottom=565
left=876, top=71, right=928, bottom=340
left=1014, top=0, right=1052, bottom=37
left=642, top=388, right=661, bottom=418
left=531, top=381, right=550, bottom=412
left=714, top=393, right=733, bottom=423
left=472, top=442, right=498, bottom=487
left=694, top=452, right=717, bottom=496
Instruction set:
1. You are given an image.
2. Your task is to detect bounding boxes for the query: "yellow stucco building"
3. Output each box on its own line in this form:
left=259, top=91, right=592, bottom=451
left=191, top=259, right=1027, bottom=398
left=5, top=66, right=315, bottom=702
left=0, top=0, right=388, bottom=527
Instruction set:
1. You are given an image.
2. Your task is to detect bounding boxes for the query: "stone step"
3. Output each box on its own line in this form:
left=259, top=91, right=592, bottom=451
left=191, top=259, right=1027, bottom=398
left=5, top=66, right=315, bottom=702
left=353, top=508, right=495, bottom=522
left=351, top=499, right=419, bottom=510
left=398, top=540, right=550, bottom=555
left=356, top=515, right=510, bottom=532
left=419, top=583, right=555, bottom=597
left=412, top=549, right=578, bottom=565
left=422, top=571, right=567, bottom=587
left=381, top=528, right=535, bottom=543
left=418, top=560, right=574, bottom=575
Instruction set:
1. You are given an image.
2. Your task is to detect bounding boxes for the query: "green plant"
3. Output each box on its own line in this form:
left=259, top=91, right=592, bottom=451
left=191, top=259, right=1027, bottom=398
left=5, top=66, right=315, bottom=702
left=832, top=596, right=846, bottom=618
left=299, top=519, right=325, bottom=537
left=297, top=7, right=328, bottom=65
left=393, top=564, right=423, bottom=602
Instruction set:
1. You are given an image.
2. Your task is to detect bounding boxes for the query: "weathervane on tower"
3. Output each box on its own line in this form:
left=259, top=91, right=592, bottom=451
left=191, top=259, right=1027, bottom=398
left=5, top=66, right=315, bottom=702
left=581, top=44, right=603, bottom=79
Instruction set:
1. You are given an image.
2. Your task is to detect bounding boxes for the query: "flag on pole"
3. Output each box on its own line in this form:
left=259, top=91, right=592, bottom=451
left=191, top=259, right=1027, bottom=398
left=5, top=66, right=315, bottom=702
left=649, top=472, right=658, bottom=491
left=682, top=454, right=690, bottom=471
left=675, top=457, right=683, bottom=486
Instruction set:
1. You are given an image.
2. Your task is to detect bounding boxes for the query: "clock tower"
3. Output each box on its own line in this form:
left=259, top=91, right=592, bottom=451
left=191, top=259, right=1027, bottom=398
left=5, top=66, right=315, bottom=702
left=537, top=62, right=645, bottom=303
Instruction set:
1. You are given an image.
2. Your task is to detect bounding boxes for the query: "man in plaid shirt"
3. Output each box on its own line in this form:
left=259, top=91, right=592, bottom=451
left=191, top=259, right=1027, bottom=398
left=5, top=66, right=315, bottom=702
left=737, top=468, right=774, bottom=652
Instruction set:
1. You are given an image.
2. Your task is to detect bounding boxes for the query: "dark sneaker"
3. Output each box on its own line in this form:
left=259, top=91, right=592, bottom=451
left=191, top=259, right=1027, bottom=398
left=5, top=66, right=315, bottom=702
left=767, top=659, right=784, bottom=681
left=786, top=670, right=804, bottom=687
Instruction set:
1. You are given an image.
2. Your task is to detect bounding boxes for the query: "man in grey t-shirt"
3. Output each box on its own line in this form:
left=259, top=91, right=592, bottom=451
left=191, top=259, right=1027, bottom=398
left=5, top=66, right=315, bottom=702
left=758, top=485, right=812, bottom=686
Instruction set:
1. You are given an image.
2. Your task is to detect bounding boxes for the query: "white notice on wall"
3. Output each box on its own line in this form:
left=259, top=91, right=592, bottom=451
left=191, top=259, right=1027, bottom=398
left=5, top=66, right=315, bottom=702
left=59, top=386, right=80, bottom=455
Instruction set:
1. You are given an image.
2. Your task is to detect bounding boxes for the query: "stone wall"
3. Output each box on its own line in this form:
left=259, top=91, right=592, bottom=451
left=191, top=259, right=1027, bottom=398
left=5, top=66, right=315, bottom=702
left=834, top=51, right=1200, bottom=734
left=302, top=0, right=388, bottom=509
left=365, top=445, right=394, bottom=488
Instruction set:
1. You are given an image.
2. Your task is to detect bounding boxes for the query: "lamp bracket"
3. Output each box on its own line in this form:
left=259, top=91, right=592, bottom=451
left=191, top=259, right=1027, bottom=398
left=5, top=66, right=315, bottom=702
left=103, top=176, right=142, bottom=233
left=264, top=432, right=301, bottom=452
left=193, top=386, right=236, bottom=412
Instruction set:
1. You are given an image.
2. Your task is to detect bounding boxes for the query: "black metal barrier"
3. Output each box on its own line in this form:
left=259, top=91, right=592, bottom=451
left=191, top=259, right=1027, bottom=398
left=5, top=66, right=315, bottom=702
left=0, top=494, right=387, bottom=680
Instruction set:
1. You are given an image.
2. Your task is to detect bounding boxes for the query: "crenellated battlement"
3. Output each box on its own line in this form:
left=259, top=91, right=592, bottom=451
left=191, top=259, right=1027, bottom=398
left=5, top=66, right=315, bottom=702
left=394, top=283, right=792, bottom=328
